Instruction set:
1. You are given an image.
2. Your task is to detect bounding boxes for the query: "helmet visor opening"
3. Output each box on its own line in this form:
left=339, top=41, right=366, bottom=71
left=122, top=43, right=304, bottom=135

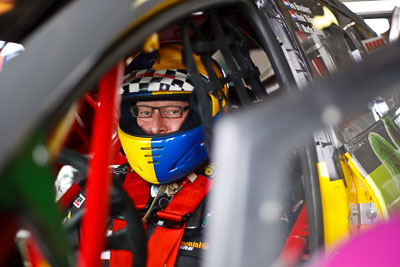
left=119, top=99, right=202, bottom=137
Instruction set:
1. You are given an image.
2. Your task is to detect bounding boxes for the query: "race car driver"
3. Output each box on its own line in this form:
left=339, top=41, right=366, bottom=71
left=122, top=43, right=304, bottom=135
left=112, top=43, right=227, bottom=266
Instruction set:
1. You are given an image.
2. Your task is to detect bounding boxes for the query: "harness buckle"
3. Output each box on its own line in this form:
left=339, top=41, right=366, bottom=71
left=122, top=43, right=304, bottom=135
left=154, top=211, right=192, bottom=229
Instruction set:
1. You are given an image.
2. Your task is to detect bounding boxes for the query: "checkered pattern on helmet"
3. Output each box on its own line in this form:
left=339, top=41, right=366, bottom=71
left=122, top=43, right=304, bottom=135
left=123, top=69, right=194, bottom=93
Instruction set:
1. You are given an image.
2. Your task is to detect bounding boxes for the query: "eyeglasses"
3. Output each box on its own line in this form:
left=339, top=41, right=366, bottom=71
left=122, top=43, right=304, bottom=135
left=130, top=105, right=189, bottom=118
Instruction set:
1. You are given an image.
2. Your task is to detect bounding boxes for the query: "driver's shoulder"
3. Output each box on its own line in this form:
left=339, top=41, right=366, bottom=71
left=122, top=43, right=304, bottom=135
left=195, top=162, right=216, bottom=180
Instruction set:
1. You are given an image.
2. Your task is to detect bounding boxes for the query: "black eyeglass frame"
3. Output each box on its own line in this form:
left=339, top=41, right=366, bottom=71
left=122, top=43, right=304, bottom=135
left=130, top=105, right=190, bottom=118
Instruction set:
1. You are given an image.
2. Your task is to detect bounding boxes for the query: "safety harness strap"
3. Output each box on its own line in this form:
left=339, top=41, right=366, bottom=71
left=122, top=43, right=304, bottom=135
left=110, top=219, right=132, bottom=267
left=146, top=226, right=185, bottom=267
left=147, top=174, right=212, bottom=267
left=111, top=167, right=212, bottom=267
left=123, top=170, right=150, bottom=211
left=110, top=170, right=150, bottom=267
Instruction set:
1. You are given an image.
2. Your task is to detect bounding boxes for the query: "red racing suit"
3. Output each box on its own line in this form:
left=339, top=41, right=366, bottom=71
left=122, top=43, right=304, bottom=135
left=94, top=162, right=215, bottom=267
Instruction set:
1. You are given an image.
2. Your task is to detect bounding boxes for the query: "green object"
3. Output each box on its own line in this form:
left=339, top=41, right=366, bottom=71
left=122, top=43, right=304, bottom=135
left=0, top=131, right=73, bottom=267
left=382, top=115, right=400, bottom=150
left=369, top=132, right=400, bottom=211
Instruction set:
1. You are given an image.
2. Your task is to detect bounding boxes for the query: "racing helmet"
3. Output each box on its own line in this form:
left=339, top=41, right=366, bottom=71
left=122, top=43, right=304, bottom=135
left=118, top=43, right=226, bottom=184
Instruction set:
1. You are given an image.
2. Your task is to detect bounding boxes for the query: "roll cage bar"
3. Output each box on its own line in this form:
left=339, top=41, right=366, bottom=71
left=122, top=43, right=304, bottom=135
left=0, top=0, right=398, bottom=266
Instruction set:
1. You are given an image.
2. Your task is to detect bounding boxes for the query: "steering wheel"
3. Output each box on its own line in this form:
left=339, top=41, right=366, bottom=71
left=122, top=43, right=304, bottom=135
left=59, top=148, right=147, bottom=267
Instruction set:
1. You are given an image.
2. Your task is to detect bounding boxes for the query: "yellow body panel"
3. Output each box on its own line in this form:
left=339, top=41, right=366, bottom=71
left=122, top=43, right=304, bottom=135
left=317, top=162, right=349, bottom=253
left=344, top=153, right=387, bottom=219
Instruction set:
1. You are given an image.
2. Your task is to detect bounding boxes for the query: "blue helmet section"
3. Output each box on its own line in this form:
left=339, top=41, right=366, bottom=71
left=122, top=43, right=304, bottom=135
left=151, top=125, right=208, bottom=184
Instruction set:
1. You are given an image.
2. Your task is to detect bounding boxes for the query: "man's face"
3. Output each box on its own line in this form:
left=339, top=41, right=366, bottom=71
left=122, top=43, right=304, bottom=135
left=136, top=100, right=189, bottom=135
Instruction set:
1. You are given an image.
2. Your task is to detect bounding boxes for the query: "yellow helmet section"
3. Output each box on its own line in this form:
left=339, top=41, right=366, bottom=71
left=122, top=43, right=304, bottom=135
left=151, top=43, right=227, bottom=116
left=117, top=126, right=158, bottom=184
left=151, top=43, right=216, bottom=77
left=210, top=90, right=226, bottom=116
left=151, top=91, right=192, bottom=96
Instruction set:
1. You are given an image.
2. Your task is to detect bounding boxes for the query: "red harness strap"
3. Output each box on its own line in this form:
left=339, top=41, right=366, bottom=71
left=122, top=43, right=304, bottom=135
left=147, top=174, right=211, bottom=267
left=110, top=170, right=150, bottom=267
left=111, top=169, right=212, bottom=267
left=110, top=219, right=131, bottom=267
left=123, top=170, right=150, bottom=211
